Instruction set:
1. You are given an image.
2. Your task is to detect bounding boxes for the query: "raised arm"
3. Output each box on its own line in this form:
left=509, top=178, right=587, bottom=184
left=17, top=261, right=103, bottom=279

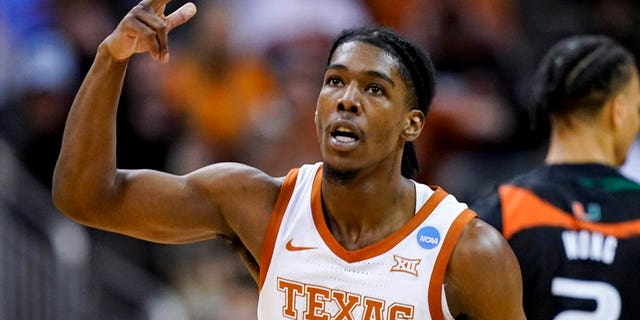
left=444, top=218, right=526, bottom=319
left=52, top=0, right=280, bottom=260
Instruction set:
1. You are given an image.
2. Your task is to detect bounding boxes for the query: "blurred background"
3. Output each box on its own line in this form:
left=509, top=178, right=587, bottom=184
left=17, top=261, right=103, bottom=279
left=0, top=0, right=638, bottom=319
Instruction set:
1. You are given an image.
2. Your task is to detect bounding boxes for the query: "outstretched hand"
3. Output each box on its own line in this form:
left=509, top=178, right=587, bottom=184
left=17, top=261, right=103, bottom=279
left=103, top=0, right=197, bottom=63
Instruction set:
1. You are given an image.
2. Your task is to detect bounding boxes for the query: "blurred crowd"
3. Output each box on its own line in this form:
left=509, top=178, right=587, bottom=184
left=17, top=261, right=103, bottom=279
left=0, top=0, right=639, bottom=319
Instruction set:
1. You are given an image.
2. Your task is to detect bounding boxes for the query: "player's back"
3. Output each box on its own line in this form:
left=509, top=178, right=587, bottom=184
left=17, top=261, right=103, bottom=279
left=473, top=164, right=640, bottom=320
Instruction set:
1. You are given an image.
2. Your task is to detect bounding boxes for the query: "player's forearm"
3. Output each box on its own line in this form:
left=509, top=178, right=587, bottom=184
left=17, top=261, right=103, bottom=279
left=52, top=42, right=128, bottom=219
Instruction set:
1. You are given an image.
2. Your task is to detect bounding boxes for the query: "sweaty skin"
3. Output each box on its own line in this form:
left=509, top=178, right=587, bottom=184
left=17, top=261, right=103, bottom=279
left=52, top=1, right=525, bottom=318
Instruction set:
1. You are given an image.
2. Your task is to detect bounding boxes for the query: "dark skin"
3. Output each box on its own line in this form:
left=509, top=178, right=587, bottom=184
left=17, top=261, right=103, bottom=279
left=52, top=1, right=525, bottom=318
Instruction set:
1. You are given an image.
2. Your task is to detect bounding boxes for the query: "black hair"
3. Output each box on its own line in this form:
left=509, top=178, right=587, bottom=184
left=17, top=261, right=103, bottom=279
left=531, top=35, right=635, bottom=124
left=326, top=26, right=437, bottom=179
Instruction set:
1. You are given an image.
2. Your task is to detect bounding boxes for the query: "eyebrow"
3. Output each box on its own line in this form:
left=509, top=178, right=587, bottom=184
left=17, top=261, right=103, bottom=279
left=326, top=63, right=396, bottom=87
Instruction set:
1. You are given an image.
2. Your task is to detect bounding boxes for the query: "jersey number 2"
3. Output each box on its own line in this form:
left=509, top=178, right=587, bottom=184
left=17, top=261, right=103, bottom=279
left=551, top=277, right=621, bottom=320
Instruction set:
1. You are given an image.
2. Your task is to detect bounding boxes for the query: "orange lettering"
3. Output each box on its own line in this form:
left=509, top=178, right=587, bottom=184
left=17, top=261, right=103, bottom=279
left=389, top=303, right=414, bottom=320
left=278, top=278, right=304, bottom=319
left=362, top=297, right=385, bottom=320
left=304, top=284, right=331, bottom=320
left=332, top=290, right=361, bottom=320
left=275, top=278, right=418, bottom=320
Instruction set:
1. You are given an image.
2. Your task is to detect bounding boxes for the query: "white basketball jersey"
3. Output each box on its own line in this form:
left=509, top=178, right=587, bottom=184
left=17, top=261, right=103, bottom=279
left=258, top=163, right=476, bottom=320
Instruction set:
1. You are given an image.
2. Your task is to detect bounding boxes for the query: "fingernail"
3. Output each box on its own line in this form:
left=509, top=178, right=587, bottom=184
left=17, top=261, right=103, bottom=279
left=163, top=53, right=170, bottom=63
left=186, top=3, right=197, bottom=15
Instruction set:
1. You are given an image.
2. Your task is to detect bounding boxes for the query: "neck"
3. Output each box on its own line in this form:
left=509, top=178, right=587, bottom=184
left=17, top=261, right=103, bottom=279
left=321, top=161, right=415, bottom=250
left=545, top=121, right=618, bottom=167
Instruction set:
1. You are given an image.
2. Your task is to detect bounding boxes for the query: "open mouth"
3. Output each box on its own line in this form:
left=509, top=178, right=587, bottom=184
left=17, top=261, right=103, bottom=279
left=331, top=126, right=359, bottom=143
left=328, top=121, right=361, bottom=152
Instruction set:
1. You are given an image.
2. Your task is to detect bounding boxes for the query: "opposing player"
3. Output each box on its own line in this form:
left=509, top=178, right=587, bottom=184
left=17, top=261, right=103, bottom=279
left=53, top=1, right=525, bottom=318
left=472, top=35, right=640, bottom=319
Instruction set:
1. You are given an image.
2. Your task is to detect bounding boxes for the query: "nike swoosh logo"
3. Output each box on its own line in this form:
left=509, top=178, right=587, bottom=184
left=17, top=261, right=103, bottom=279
left=285, top=239, right=317, bottom=251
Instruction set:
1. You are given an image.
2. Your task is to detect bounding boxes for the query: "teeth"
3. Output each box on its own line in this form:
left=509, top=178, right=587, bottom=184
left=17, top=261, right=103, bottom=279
left=335, top=135, right=356, bottom=143
left=336, top=127, right=352, bottom=133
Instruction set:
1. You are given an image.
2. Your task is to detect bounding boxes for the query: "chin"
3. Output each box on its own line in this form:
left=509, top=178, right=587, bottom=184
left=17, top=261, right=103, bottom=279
left=323, top=162, right=360, bottom=184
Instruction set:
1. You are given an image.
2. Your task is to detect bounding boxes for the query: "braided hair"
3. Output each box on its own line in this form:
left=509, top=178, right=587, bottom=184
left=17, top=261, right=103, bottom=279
left=326, top=26, right=437, bottom=179
left=531, top=35, right=635, bottom=124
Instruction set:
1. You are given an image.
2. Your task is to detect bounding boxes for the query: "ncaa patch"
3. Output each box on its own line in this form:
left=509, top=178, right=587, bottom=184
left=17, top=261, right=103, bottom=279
left=417, top=226, right=440, bottom=249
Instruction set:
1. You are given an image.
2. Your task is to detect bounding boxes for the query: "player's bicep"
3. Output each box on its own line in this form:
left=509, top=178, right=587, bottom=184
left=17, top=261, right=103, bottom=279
left=104, top=168, right=230, bottom=243
left=94, top=163, right=279, bottom=244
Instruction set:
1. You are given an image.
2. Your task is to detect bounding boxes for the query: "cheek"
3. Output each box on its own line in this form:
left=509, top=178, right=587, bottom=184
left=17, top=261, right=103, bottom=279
left=369, top=111, right=404, bottom=144
left=316, top=90, right=334, bottom=115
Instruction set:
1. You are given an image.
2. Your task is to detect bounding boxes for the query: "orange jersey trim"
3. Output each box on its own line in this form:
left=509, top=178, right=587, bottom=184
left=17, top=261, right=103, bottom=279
left=259, top=168, right=299, bottom=290
left=311, top=166, right=450, bottom=263
left=500, top=185, right=640, bottom=240
left=427, top=209, right=477, bottom=320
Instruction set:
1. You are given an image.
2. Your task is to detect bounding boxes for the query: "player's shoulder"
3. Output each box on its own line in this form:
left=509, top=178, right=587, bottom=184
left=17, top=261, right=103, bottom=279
left=456, top=218, right=510, bottom=256
left=449, top=217, right=518, bottom=285
left=186, top=162, right=325, bottom=198
left=445, top=217, right=524, bottom=318
left=185, top=162, right=285, bottom=198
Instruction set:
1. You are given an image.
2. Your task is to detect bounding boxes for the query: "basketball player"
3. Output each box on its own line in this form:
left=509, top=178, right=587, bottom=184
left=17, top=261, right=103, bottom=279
left=472, top=35, right=640, bottom=319
left=53, top=0, right=525, bottom=318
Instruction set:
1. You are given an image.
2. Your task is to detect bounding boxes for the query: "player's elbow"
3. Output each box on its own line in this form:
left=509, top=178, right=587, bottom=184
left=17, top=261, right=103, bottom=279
left=52, top=183, right=87, bottom=224
left=52, top=174, right=72, bottom=213
left=52, top=177, right=108, bottom=226
left=52, top=166, right=83, bottom=220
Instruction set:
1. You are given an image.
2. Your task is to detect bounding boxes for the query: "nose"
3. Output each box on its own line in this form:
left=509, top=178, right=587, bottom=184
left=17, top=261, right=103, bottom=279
left=337, top=83, right=362, bottom=115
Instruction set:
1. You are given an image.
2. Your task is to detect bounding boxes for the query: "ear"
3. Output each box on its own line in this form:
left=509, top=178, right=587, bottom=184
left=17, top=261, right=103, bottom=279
left=401, top=109, right=425, bottom=142
left=609, top=93, right=627, bottom=131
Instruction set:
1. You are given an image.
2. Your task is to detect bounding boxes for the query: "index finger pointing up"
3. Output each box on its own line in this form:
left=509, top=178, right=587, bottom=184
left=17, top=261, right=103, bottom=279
left=166, top=2, right=197, bottom=32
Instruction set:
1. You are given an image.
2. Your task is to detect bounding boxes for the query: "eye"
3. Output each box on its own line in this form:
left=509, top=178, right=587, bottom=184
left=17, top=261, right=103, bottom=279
left=326, top=76, right=343, bottom=87
left=366, top=84, right=385, bottom=96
